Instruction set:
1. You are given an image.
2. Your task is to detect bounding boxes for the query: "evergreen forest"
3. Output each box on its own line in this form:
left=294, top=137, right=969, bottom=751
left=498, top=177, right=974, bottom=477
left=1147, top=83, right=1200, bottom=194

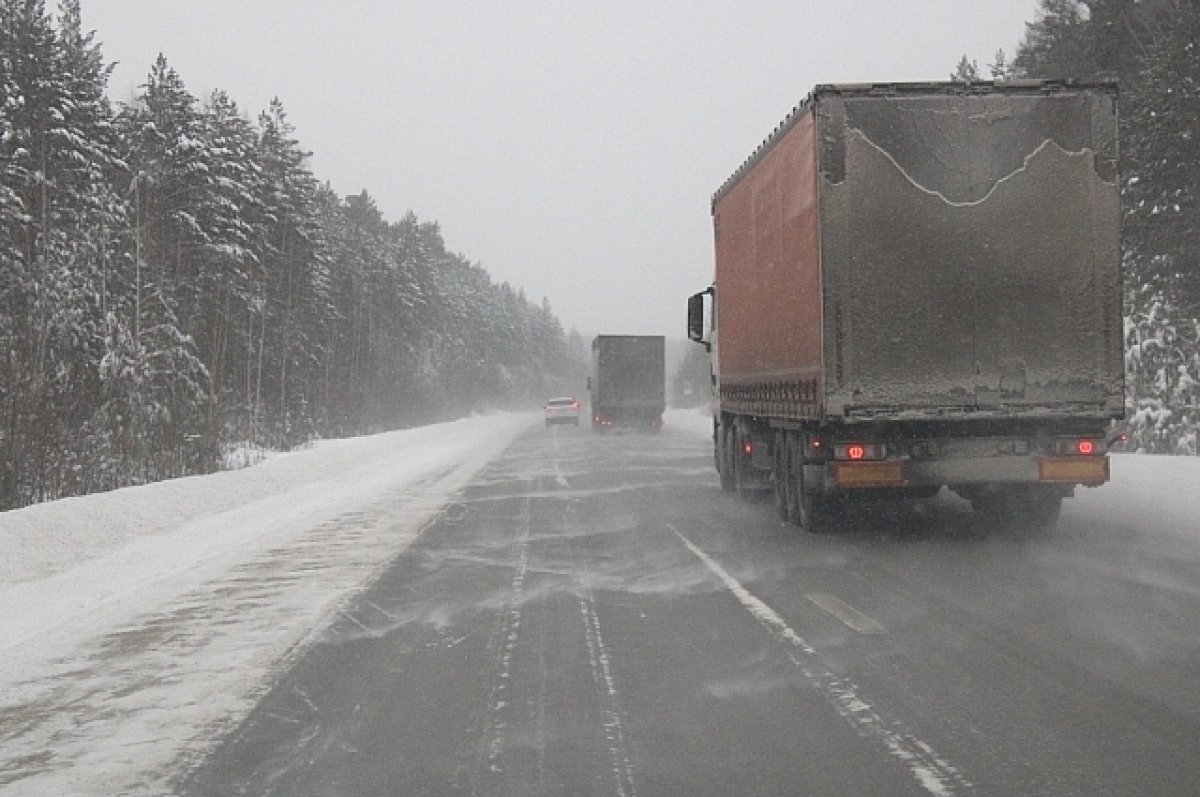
left=1, top=0, right=584, bottom=509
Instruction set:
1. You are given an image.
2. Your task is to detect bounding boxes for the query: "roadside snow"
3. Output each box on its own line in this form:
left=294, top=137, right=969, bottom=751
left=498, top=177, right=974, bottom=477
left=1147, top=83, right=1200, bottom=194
left=1070, top=451, right=1200, bottom=539
left=0, top=412, right=537, bottom=796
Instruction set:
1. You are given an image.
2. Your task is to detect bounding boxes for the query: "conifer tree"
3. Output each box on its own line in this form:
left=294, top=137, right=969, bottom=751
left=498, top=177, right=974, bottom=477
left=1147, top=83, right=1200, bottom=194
left=256, top=98, right=328, bottom=445
left=0, top=0, right=59, bottom=505
left=48, top=0, right=129, bottom=494
left=197, top=89, right=267, bottom=444
left=951, top=55, right=979, bottom=82
left=1012, top=0, right=1096, bottom=78
left=113, top=54, right=213, bottom=477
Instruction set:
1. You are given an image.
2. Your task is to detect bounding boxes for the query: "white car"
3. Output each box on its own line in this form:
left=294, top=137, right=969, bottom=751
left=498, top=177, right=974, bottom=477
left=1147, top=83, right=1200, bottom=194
left=543, top=397, right=581, bottom=427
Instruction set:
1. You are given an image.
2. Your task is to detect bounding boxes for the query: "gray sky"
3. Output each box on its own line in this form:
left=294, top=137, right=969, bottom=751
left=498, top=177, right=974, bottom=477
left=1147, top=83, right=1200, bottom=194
left=83, top=1, right=1036, bottom=338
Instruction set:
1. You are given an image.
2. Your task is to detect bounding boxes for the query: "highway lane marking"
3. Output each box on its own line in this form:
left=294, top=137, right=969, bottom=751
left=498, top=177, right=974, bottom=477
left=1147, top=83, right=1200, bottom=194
left=580, top=594, right=637, bottom=797
left=549, top=432, right=571, bottom=488
left=806, top=592, right=887, bottom=634
left=668, top=525, right=970, bottom=797
left=481, top=496, right=533, bottom=780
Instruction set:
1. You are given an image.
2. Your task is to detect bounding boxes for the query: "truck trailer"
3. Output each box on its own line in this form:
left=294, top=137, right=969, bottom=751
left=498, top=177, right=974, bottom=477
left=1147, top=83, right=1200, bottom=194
left=688, top=81, right=1123, bottom=531
left=589, top=335, right=666, bottom=431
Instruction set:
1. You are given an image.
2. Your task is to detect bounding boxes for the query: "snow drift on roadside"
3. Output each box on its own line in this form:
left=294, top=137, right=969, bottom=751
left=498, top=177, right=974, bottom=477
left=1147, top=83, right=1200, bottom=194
left=0, top=412, right=537, bottom=796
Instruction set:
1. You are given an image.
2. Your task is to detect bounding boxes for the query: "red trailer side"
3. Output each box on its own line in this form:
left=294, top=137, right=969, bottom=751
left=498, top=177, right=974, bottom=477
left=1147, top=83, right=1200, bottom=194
left=712, top=106, right=824, bottom=419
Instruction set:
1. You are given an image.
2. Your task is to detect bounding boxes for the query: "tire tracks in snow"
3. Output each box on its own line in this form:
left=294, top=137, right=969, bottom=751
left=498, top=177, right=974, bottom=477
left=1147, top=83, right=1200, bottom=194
left=580, top=591, right=637, bottom=797
left=476, top=431, right=638, bottom=796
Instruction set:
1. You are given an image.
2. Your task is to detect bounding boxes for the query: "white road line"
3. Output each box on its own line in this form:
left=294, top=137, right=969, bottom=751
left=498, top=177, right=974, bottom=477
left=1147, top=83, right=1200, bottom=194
left=580, top=594, right=637, bottom=797
left=550, top=433, right=571, bottom=488
left=669, top=525, right=970, bottom=797
left=481, top=498, right=532, bottom=780
left=806, top=592, right=887, bottom=634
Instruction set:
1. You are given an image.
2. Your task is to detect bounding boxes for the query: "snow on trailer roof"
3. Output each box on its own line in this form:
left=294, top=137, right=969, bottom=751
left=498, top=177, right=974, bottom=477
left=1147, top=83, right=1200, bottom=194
left=710, top=78, right=1120, bottom=209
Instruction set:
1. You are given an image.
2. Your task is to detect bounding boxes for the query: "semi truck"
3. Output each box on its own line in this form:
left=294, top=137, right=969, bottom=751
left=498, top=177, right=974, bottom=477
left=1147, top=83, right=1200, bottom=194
left=687, top=81, right=1123, bottom=530
left=588, top=335, right=666, bottom=431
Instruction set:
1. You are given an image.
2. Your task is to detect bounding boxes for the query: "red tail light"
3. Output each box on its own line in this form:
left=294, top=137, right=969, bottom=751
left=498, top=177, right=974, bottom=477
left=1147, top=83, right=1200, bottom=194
left=833, top=442, right=887, bottom=461
left=1054, top=437, right=1105, bottom=456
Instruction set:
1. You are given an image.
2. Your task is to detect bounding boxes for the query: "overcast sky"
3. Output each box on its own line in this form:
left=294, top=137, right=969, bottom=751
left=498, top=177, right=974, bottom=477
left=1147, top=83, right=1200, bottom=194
left=82, top=1, right=1037, bottom=339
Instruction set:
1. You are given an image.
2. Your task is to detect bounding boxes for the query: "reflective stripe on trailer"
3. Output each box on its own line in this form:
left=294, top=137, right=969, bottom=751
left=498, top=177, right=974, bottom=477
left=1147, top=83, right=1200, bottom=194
left=1039, top=457, right=1109, bottom=484
left=834, top=461, right=906, bottom=488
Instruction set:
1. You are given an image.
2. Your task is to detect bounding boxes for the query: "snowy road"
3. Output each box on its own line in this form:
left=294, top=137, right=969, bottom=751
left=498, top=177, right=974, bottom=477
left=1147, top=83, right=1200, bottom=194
left=3, top=412, right=1200, bottom=795
left=0, top=414, right=536, bottom=795
left=184, top=417, right=1197, bottom=797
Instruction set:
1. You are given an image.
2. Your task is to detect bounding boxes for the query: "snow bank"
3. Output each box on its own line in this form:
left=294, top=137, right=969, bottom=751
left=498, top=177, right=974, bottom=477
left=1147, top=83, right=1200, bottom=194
left=1072, top=452, right=1200, bottom=537
left=0, top=414, right=531, bottom=585
left=0, top=412, right=538, bottom=795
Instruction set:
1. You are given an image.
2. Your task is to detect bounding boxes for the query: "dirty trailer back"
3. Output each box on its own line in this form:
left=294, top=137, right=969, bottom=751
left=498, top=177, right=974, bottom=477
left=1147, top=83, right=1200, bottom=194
left=691, top=81, right=1123, bottom=530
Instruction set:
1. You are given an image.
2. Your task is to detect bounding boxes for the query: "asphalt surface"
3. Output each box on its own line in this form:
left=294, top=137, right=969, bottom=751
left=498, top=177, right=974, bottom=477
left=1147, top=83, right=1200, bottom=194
left=180, top=423, right=1200, bottom=797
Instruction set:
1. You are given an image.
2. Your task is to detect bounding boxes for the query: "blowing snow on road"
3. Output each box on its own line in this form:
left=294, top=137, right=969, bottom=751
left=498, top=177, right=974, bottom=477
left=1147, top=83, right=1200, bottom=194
left=2, top=411, right=1199, bottom=795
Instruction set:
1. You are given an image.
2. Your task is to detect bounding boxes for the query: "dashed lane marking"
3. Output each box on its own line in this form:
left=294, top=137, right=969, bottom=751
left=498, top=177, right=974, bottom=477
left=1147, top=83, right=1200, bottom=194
left=806, top=592, right=887, bottom=634
left=668, top=524, right=970, bottom=797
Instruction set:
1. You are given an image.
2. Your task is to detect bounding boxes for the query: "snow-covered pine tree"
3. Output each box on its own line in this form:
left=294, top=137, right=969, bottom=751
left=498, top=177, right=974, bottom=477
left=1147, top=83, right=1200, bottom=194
left=0, top=0, right=59, bottom=506
left=988, top=49, right=1014, bottom=80
left=951, top=55, right=980, bottom=82
left=197, top=89, right=267, bottom=450
left=49, top=0, right=131, bottom=496
left=113, top=54, right=213, bottom=479
left=0, top=0, right=130, bottom=504
left=255, top=98, right=328, bottom=447
left=1120, top=0, right=1200, bottom=453
left=1012, top=0, right=1096, bottom=79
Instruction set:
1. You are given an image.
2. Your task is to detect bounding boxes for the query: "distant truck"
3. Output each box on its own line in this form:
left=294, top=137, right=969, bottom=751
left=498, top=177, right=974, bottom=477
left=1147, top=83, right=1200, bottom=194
left=688, top=81, right=1123, bottom=530
left=589, top=335, right=666, bottom=431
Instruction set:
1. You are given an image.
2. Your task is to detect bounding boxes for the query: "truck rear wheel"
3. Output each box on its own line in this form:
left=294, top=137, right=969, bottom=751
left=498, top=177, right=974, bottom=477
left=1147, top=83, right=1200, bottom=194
left=774, top=431, right=795, bottom=523
left=732, top=424, right=754, bottom=495
left=792, top=434, right=833, bottom=533
left=775, top=430, right=828, bottom=531
left=795, top=478, right=829, bottom=533
left=716, top=421, right=735, bottom=492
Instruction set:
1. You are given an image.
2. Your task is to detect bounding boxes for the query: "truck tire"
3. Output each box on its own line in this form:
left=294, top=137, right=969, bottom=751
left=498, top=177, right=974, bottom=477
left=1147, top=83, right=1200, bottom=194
left=795, top=480, right=826, bottom=533
left=716, top=422, right=735, bottom=492
left=733, top=424, right=752, bottom=495
left=794, top=446, right=831, bottom=533
left=774, top=431, right=793, bottom=522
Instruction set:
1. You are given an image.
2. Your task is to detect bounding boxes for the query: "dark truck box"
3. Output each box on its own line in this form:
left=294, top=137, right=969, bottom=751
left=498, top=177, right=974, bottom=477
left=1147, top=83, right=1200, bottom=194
left=690, top=81, right=1123, bottom=530
left=710, top=81, right=1122, bottom=422
left=589, top=335, right=666, bottom=430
